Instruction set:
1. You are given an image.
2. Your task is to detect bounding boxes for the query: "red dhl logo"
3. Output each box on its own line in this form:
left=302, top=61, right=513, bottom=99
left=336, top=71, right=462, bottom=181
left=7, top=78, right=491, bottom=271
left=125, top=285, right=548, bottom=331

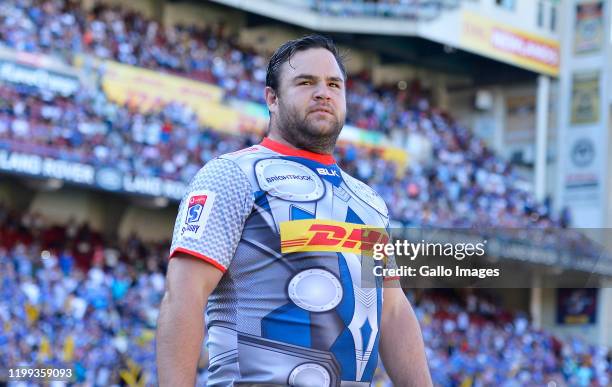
left=280, top=219, right=388, bottom=256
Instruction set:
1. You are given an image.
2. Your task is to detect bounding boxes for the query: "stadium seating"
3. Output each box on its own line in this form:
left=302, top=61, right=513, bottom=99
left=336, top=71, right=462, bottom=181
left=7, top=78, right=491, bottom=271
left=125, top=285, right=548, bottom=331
left=0, top=3, right=597, bottom=384
left=0, top=79, right=567, bottom=227
left=0, top=0, right=425, bottom=132
left=0, top=205, right=608, bottom=385
left=0, top=0, right=570, bottom=228
left=0, top=84, right=258, bottom=181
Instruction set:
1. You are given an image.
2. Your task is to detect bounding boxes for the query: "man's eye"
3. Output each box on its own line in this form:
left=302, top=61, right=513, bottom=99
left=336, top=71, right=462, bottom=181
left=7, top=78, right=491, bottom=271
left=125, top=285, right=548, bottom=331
left=299, top=81, right=312, bottom=85
left=329, top=83, right=340, bottom=88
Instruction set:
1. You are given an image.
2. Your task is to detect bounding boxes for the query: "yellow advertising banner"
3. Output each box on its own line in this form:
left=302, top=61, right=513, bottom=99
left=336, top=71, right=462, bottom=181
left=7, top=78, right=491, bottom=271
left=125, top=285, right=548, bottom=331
left=195, top=102, right=243, bottom=134
left=101, top=60, right=223, bottom=108
left=461, top=11, right=560, bottom=76
left=337, top=124, right=408, bottom=171
left=90, top=60, right=252, bottom=132
left=77, top=57, right=407, bottom=157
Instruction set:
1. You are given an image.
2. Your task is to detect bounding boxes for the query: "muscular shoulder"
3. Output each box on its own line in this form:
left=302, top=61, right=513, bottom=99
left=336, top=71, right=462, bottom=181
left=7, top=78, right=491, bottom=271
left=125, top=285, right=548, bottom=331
left=341, top=171, right=389, bottom=219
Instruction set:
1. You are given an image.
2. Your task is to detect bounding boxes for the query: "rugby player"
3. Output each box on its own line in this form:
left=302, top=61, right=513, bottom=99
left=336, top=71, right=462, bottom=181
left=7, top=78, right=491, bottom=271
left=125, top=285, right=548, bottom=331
left=157, top=34, right=432, bottom=386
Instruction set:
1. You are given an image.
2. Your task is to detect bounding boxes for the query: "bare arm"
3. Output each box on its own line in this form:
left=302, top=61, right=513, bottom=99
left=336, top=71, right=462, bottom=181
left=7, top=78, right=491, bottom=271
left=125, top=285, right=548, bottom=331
left=156, top=253, right=224, bottom=387
left=379, top=286, right=432, bottom=387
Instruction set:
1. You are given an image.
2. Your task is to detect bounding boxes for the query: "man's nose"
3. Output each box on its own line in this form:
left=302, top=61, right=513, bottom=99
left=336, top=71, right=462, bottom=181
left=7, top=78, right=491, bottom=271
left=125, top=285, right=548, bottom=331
left=313, top=84, right=332, bottom=100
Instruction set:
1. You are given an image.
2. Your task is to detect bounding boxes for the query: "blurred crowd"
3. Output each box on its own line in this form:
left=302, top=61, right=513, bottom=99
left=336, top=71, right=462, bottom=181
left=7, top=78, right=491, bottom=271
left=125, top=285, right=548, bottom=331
left=0, top=1, right=601, bottom=387
left=0, top=204, right=172, bottom=386
left=0, top=205, right=609, bottom=386
left=0, top=0, right=571, bottom=228
left=375, top=289, right=612, bottom=387
left=339, top=106, right=570, bottom=227
left=1, top=0, right=454, bottom=133
left=0, top=81, right=568, bottom=228
left=0, top=84, right=257, bottom=182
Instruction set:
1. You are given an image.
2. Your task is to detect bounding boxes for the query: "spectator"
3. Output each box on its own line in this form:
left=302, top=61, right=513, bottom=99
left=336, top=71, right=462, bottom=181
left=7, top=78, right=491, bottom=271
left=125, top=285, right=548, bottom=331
left=0, top=205, right=608, bottom=385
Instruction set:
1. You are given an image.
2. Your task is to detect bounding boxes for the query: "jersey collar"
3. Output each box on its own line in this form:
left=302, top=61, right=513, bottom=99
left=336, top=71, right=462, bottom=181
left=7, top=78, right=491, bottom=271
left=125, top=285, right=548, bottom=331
left=260, top=137, right=337, bottom=166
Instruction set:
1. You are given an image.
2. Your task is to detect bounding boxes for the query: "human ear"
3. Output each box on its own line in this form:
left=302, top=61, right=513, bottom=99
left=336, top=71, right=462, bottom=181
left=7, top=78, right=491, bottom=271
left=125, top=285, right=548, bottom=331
left=265, top=86, right=278, bottom=114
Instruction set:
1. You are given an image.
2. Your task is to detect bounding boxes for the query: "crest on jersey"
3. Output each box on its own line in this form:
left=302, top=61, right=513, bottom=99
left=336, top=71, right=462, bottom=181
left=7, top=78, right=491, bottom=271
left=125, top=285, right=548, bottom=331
left=181, top=191, right=216, bottom=239
left=186, top=195, right=208, bottom=224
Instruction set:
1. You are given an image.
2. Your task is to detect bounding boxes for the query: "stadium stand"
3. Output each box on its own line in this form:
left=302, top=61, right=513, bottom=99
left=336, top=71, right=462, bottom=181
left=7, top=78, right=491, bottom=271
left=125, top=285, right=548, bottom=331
left=0, top=84, right=258, bottom=181
left=1, top=1, right=602, bottom=386
left=1, top=0, right=428, bottom=132
left=0, top=205, right=609, bottom=385
left=0, top=0, right=569, bottom=228
left=0, top=80, right=568, bottom=227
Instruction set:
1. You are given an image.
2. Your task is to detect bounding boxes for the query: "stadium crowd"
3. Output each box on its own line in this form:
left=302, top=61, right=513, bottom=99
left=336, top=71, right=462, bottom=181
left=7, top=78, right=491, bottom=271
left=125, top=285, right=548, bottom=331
left=0, top=205, right=609, bottom=386
left=0, top=0, right=570, bottom=228
left=1, top=0, right=457, bottom=133
left=0, top=79, right=568, bottom=228
left=0, top=1, right=603, bottom=386
left=0, top=84, right=258, bottom=183
left=0, top=205, right=171, bottom=386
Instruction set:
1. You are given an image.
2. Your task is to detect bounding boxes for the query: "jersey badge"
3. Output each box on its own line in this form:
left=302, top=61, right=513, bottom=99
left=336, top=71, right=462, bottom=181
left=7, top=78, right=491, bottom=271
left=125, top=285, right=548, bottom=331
left=180, top=190, right=216, bottom=239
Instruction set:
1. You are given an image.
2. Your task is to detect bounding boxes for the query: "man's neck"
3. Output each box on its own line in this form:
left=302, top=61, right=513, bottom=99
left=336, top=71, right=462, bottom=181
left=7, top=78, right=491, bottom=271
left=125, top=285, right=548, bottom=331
left=260, top=137, right=337, bottom=165
left=266, top=132, right=298, bottom=151
left=267, top=130, right=334, bottom=155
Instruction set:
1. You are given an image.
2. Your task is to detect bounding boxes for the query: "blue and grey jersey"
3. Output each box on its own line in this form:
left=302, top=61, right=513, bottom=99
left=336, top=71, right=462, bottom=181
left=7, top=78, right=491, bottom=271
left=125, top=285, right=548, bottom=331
left=169, top=138, right=397, bottom=386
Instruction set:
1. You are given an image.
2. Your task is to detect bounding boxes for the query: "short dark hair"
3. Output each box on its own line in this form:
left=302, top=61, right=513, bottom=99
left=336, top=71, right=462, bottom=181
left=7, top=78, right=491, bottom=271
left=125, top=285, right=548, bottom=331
left=265, top=34, right=347, bottom=93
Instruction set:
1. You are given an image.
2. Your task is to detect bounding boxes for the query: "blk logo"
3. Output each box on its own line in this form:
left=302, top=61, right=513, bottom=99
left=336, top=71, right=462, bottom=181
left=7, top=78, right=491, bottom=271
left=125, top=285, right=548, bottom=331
left=316, top=168, right=339, bottom=177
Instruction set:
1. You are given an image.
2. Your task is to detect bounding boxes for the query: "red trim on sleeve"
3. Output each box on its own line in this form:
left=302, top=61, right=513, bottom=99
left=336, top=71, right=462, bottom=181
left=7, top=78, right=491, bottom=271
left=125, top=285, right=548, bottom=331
left=169, top=247, right=227, bottom=273
left=260, top=137, right=336, bottom=165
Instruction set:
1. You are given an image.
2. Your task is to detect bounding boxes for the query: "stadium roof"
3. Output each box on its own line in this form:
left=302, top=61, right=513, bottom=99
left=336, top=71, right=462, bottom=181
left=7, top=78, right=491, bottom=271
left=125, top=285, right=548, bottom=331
left=208, top=0, right=538, bottom=85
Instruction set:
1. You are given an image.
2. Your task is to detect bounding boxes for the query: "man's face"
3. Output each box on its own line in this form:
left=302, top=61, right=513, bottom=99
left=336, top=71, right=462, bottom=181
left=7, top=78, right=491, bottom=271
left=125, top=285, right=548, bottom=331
left=267, top=48, right=347, bottom=152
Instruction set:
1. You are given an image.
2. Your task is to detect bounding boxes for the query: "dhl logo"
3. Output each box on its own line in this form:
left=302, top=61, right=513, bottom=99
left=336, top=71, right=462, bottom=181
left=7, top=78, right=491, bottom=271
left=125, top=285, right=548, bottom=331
left=280, top=219, right=388, bottom=257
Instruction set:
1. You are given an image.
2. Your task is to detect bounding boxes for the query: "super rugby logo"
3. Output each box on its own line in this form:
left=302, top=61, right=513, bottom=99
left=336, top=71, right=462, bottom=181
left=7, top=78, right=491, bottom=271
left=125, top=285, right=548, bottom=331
left=280, top=219, right=389, bottom=257
left=180, top=191, right=215, bottom=239
left=187, top=195, right=208, bottom=223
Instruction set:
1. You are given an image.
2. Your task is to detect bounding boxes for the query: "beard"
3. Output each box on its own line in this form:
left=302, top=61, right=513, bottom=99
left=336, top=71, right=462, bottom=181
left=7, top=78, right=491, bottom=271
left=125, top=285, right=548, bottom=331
left=274, top=99, right=345, bottom=154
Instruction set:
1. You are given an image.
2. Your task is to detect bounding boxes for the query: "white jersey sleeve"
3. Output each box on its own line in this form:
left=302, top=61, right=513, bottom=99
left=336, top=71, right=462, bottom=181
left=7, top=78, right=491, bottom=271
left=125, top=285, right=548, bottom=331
left=168, top=158, right=254, bottom=272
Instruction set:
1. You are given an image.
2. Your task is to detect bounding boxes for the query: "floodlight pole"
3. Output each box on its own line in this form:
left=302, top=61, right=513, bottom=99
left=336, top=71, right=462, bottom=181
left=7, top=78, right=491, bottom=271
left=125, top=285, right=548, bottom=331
left=535, top=75, right=550, bottom=202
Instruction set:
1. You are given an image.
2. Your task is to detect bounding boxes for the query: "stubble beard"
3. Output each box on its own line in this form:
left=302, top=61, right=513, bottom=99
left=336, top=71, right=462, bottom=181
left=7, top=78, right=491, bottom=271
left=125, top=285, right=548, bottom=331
left=274, top=100, right=345, bottom=154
